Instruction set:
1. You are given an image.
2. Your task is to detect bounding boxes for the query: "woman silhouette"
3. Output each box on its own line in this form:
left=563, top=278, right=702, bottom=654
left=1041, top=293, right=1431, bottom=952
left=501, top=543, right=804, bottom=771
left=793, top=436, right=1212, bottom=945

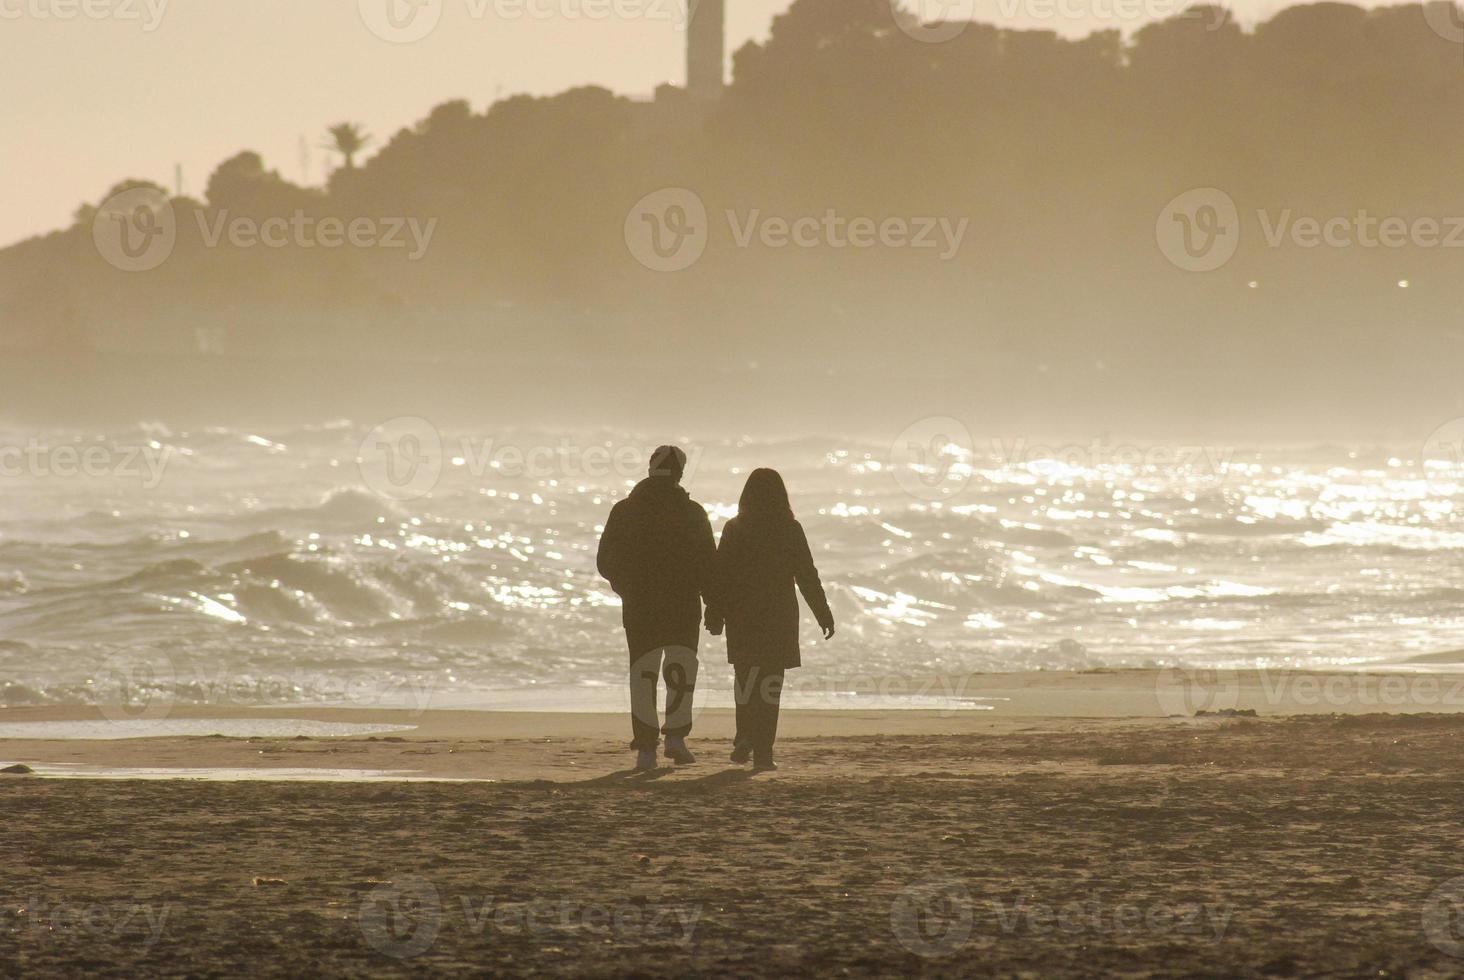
left=707, top=468, right=835, bottom=771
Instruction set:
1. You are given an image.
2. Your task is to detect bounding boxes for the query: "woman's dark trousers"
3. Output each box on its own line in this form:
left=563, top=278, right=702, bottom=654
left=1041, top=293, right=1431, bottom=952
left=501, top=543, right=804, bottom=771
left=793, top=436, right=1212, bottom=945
left=733, top=662, right=785, bottom=757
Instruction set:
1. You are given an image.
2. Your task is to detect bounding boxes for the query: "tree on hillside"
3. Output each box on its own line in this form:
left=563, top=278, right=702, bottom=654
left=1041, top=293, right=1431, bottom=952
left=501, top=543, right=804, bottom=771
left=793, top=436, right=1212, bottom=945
left=204, top=152, right=316, bottom=216
left=322, top=123, right=374, bottom=170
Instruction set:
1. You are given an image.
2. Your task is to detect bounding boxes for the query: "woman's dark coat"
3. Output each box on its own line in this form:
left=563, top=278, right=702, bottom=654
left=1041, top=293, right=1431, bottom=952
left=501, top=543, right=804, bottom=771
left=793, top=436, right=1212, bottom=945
left=709, top=516, right=833, bottom=669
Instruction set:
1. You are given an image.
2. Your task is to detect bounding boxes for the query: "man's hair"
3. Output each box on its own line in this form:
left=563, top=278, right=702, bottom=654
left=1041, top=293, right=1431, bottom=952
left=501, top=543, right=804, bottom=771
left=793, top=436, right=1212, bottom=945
left=649, top=445, right=688, bottom=480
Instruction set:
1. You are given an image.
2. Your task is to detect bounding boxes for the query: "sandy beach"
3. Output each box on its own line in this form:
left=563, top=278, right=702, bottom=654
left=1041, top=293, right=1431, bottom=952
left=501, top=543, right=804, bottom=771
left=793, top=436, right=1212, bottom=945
left=6, top=668, right=1464, bottom=976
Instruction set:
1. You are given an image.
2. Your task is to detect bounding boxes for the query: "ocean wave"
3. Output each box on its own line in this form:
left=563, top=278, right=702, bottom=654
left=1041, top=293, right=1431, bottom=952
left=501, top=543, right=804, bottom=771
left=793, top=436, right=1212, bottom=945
left=2, top=425, right=1463, bottom=701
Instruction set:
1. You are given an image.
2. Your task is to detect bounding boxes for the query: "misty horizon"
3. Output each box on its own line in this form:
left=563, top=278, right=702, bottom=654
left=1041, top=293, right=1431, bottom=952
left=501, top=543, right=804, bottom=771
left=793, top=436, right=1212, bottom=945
left=6, top=0, right=1464, bottom=437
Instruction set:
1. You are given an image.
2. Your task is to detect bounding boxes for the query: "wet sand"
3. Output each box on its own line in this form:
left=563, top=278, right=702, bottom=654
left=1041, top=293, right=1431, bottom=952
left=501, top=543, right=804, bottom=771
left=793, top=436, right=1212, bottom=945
left=6, top=669, right=1464, bottom=976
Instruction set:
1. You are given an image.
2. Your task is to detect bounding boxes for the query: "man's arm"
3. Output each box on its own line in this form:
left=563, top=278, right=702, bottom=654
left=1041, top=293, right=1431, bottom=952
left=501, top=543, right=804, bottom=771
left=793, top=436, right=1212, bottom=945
left=596, top=502, right=629, bottom=594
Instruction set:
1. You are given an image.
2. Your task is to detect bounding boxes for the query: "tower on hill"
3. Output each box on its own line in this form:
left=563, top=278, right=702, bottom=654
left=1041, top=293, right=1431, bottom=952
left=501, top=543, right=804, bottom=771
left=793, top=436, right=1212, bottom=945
left=687, top=0, right=725, bottom=100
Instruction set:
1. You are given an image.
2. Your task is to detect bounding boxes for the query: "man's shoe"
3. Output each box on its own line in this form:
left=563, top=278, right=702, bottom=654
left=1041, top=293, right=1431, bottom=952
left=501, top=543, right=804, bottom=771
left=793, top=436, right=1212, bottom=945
left=752, top=754, right=777, bottom=772
left=664, top=737, right=697, bottom=765
left=634, top=749, right=658, bottom=772
left=730, top=742, right=752, bottom=765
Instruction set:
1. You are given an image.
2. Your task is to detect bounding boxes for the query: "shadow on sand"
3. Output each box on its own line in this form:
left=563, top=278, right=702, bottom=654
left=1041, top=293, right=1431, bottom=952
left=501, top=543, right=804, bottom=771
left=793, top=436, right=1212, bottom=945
left=522, top=767, right=759, bottom=791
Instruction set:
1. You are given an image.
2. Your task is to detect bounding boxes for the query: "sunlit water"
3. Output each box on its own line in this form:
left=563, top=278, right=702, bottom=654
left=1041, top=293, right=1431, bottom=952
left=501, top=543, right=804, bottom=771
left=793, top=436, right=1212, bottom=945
left=0, top=719, right=417, bottom=740
left=1, top=421, right=1462, bottom=712
left=13, top=763, right=469, bottom=782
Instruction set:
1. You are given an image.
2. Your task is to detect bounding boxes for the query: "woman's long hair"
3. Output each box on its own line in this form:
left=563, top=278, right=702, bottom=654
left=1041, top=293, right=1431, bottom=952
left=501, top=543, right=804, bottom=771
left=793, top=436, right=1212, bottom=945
left=738, top=468, right=794, bottom=524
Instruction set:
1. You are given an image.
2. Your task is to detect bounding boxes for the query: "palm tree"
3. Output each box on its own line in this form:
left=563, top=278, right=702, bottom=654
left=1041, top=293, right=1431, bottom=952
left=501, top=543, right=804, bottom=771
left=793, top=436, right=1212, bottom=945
left=321, top=123, right=373, bottom=170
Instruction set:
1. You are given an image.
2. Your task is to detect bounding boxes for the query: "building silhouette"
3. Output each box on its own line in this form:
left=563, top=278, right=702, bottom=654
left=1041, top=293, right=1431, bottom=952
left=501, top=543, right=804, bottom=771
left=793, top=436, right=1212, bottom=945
left=687, top=0, right=725, bottom=100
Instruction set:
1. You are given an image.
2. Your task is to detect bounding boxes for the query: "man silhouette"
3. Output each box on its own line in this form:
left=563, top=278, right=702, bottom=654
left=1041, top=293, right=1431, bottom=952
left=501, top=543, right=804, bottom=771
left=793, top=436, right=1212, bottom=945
left=597, top=445, right=716, bottom=771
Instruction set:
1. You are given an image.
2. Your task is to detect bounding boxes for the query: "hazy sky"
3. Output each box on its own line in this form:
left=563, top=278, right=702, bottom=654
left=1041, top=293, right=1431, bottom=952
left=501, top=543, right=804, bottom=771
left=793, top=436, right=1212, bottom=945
left=2, top=0, right=1299, bottom=248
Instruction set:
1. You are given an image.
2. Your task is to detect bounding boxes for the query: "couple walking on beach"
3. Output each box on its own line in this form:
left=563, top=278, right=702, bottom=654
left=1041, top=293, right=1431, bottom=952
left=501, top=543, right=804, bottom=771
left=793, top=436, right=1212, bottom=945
left=597, top=446, right=836, bottom=773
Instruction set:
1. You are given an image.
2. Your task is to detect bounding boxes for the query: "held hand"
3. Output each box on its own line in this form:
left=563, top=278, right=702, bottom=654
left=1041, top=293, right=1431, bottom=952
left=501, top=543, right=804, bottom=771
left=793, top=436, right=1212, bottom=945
left=822, top=623, right=836, bottom=640
left=709, top=622, right=724, bottom=637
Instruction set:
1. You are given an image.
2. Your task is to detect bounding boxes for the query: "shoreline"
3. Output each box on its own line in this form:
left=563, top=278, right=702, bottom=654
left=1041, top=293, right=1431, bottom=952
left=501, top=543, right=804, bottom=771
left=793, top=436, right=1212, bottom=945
left=5, top=667, right=1464, bottom=782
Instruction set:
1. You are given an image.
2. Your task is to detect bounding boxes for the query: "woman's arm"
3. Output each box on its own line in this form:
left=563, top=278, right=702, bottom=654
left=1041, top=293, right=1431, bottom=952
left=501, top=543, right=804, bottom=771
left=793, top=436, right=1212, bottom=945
left=792, top=522, right=835, bottom=639
left=705, top=520, right=734, bottom=635
left=690, top=504, right=720, bottom=631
